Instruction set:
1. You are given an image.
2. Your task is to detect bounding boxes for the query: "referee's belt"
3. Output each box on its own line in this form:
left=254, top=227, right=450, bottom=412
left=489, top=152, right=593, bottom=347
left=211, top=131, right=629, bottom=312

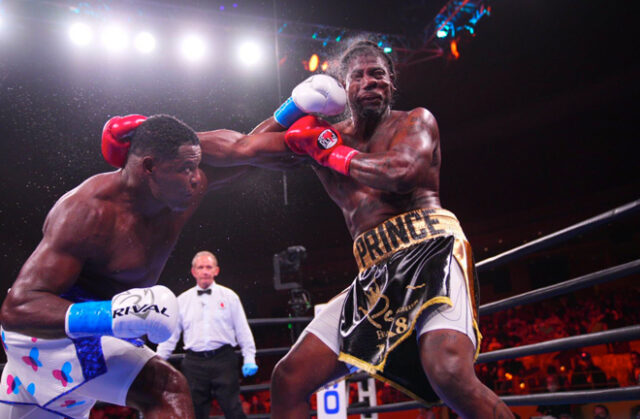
left=185, top=344, right=232, bottom=358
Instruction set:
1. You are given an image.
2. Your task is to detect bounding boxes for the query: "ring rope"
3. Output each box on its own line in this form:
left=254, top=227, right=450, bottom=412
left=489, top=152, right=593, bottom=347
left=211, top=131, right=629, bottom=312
left=479, top=259, right=640, bottom=315
left=212, top=386, right=640, bottom=418
left=476, top=198, right=640, bottom=271
left=477, top=324, right=640, bottom=363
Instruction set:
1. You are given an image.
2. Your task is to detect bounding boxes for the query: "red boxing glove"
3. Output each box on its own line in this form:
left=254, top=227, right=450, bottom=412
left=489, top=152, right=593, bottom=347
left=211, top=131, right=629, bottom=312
left=285, top=115, right=359, bottom=176
left=101, top=114, right=147, bottom=168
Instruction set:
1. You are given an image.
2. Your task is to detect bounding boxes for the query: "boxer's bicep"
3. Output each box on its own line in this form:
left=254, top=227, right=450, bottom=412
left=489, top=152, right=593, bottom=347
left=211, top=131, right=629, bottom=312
left=198, top=129, right=245, bottom=166
left=349, top=108, right=438, bottom=193
left=2, top=222, right=87, bottom=336
left=1, top=198, right=99, bottom=337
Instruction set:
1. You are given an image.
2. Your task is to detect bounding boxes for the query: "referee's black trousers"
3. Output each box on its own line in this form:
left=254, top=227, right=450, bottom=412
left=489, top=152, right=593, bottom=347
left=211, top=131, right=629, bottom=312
left=181, top=345, right=246, bottom=419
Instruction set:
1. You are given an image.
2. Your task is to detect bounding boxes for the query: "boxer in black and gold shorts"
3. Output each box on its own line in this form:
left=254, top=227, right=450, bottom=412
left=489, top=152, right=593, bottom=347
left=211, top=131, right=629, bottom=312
left=256, top=40, right=512, bottom=418
left=300, top=208, right=481, bottom=404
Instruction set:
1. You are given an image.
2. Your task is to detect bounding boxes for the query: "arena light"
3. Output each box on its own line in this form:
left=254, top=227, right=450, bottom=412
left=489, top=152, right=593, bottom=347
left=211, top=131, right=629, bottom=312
left=181, top=34, right=206, bottom=62
left=321, top=60, right=329, bottom=72
left=101, top=25, right=128, bottom=52
left=68, top=22, right=93, bottom=47
left=450, top=40, right=460, bottom=59
left=237, top=41, right=262, bottom=66
left=134, top=31, right=156, bottom=54
left=308, top=54, right=319, bottom=72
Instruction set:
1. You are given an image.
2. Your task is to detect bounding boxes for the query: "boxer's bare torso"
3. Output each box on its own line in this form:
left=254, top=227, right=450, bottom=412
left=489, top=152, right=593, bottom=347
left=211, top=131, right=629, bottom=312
left=0, top=134, right=278, bottom=339
left=1, top=144, right=208, bottom=338
left=51, top=172, right=201, bottom=298
left=315, top=108, right=441, bottom=238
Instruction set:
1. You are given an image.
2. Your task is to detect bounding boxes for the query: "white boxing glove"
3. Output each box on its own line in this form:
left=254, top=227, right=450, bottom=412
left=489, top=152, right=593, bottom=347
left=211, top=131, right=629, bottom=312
left=274, top=74, right=346, bottom=128
left=65, top=285, right=179, bottom=344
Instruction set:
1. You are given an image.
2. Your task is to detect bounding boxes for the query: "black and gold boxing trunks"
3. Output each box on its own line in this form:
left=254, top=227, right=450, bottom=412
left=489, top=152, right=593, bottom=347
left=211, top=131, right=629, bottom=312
left=337, top=208, right=482, bottom=404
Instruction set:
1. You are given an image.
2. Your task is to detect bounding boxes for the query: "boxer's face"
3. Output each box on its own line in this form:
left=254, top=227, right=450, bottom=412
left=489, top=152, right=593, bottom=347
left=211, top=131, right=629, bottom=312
left=345, top=54, right=394, bottom=120
left=148, top=144, right=202, bottom=211
left=192, top=255, right=219, bottom=289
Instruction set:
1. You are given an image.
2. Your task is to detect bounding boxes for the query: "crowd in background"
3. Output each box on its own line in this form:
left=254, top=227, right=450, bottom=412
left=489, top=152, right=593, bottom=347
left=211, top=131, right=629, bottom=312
left=90, top=283, right=640, bottom=418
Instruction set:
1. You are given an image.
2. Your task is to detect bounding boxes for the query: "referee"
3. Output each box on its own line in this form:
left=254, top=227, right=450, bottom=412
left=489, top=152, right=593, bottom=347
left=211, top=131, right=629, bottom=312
left=157, top=251, right=257, bottom=419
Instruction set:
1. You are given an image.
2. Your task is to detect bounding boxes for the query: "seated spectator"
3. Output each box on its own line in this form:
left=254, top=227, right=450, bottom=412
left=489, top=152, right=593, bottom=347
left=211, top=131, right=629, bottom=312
left=240, top=395, right=251, bottom=416
left=593, top=404, right=611, bottom=419
left=536, top=372, right=572, bottom=418
left=570, top=351, right=607, bottom=390
left=628, top=351, right=640, bottom=386
left=250, top=394, right=266, bottom=414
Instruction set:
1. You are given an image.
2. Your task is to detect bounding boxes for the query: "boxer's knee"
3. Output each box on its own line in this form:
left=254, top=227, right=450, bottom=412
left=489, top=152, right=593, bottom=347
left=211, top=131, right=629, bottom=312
left=271, top=356, right=299, bottom=395
left=127, top=356, right=190, bottom=411
left=271, top=353, right=313, bottom=401
left=419, top=330, right=478, bottom=396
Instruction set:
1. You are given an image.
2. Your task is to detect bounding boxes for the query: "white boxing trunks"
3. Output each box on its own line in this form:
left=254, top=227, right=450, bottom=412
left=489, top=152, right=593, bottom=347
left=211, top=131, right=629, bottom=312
left=0, top=328, right=155, bottom=418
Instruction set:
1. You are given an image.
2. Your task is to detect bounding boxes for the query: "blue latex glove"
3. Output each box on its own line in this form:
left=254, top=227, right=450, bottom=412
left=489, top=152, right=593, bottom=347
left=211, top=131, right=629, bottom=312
left=242, top=362, right=258, bottom=377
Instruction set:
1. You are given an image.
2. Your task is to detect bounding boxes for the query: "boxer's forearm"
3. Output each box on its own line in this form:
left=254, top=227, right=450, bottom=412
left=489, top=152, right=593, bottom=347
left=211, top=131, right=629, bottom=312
left=348, top=151, right=424, bottom=194
left=0, top=289, right=72, bottom=339
left=199, top=129, right=297, bottom=167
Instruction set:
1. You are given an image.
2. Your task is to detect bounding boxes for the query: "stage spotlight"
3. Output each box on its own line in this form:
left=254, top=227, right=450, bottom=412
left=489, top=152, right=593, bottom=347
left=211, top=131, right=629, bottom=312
left=238, top=41, right=261, bottom=66
left=134, top=32, right=156, bottom=54
left=101, top=25, right=128, bottom=52
left=181, top=34, right=206, bottom=62
left=308, top=54, right=319, bottom=72
left=68, top=22, right=93, bottom=47
left=321, top=60, right=329, bottom=72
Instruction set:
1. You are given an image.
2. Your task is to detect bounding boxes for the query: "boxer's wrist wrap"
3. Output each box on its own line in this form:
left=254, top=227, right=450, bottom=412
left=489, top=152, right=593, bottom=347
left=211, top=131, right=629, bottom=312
left=274, top=97, right=306, bottom=128
left=326, top=146, right=359, bottom=176
left=65, top=301, right=113, bottom=338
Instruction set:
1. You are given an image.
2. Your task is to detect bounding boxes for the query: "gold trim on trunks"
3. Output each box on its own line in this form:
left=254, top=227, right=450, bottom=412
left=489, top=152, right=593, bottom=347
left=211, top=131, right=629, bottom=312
left=353, top=208, right=467, bottom=272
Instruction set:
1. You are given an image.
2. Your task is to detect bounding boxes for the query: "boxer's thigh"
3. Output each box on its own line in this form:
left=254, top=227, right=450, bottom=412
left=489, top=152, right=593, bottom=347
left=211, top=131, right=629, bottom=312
left=74, top=336, right=156, bottom=406
left=415, top=260, right=476, bottom=349
left=297, top=291, right=347, bottom=356
left=0, top=402, right=67, bottom=419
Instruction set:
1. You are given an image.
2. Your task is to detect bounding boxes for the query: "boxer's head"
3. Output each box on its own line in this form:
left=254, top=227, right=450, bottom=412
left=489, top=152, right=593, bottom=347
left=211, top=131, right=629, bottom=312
left=339, top=40, right=396, bottom=120
left=129, top=115, right=201, bottom=211
left=191, top=251, right=219, bottom=289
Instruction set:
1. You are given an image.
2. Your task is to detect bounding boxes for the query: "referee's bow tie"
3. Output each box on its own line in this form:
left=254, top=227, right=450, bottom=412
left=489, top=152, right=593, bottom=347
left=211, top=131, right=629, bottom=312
left=197, top=289, right=212, bottom=295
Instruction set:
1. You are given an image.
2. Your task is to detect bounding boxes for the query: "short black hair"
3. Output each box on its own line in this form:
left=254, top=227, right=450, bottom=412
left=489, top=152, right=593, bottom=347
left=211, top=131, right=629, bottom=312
left=338, top=39, right=397, bottom=85
left=129, top=114, right=199, bottom=161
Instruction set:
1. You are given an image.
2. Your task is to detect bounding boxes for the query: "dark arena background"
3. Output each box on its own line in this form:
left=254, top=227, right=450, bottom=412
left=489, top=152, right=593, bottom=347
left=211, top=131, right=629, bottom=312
left=1, top=0, right=639, bottom=418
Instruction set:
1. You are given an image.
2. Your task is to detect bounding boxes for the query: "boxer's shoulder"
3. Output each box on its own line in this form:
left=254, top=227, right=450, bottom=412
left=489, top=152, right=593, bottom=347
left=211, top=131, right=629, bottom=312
left=394, top=108, right=436, bottom=126
left=44, top=174, right=119, bottom=241
left=392, top=108, right=439, bottom=141
left=334, top=118, right=352, bottom=133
